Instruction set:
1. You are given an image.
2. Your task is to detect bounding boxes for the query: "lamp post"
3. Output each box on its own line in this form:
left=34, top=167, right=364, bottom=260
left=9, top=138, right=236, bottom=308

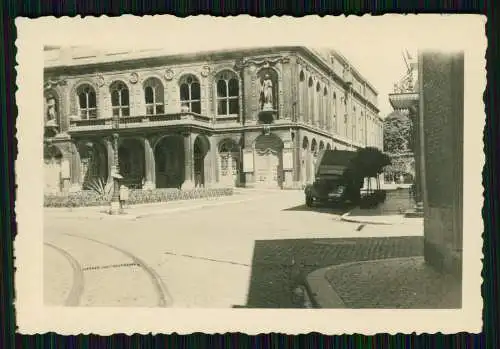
left=109, top=115, right=122, bottom=215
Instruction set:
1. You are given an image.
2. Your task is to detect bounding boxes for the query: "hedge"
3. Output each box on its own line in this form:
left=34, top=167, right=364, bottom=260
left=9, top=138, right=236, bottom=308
left=44, top=187, right=234, bottom=208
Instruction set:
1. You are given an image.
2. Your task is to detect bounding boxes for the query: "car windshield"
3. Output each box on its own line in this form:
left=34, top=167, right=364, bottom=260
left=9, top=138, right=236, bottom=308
left=315, top=177, right=343, bottom=190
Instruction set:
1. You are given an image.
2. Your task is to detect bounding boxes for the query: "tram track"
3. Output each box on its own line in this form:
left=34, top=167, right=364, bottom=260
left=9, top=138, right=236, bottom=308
left=44, top=242, right=85, bottom=306
left=45, top=233, right=173, bottom=307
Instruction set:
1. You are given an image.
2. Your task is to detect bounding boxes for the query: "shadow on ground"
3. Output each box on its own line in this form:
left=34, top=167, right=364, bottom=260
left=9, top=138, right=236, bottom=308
left=237, top=236, right=424, bottom=308
left=282, top=204, right=353, bottom=216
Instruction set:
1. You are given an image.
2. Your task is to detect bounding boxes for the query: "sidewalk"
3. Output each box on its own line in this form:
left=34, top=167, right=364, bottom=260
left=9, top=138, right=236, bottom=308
left=45, top=190, right=278, bottom=220
left=306, top=256, right=461, bottom=309
left=340, top=189, right=423, bottom=226
left=340, top=207, right=423, bottom=226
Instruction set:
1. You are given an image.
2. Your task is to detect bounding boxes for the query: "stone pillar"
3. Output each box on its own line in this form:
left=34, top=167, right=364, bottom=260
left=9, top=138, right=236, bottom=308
left=104, top=137, right=115, bottom=185
left=143, top=137, right=156, bottom=189
left=203, top=136, right=218, bottom=188
left=181, top=133, right=195, bottom=190
left=410, top=106, right=423, bottom=212
left=242, top=147, right=255, bottom=188
left=69, top=143, right=82, bottom=192
left=421, top=51, right=464, bottom=280
left=293, top=132, right=302, bottom=188
left=226, top=154, right=234, bottom=187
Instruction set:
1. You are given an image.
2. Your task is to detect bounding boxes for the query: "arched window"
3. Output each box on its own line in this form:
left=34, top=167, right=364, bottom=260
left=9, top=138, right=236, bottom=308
left=110, top=81, right=130, bottom=117
left=299, top=71, right=306, bottom=122
left=308, top=77, right=314, bottom=123
left=352, top=106, right=357, bottom=140
left=179, top=75, right=201, bottom=114
left=144, top=78, right=165, bottom=115
left=216, top=71, right=239, bottom=116
left=333, top=92, right=337, bottom=132
left=323, top=87, right=328, bottom=128
left=359, top=111, right=364, bottom=143
left=77, top=84, right=97, bottom=119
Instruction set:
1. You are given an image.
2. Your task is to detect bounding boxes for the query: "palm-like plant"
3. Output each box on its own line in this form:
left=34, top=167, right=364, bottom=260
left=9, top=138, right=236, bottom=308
left=85, top=177, right=113, bottom=201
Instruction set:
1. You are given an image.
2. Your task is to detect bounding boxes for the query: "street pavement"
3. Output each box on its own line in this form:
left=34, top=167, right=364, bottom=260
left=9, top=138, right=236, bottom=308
left=44, top=189, right=423, bottom=308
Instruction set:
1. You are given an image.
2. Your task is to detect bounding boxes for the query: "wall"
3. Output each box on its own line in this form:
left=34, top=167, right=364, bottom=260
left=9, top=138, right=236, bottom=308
left=421, top=51, right=464, bottom=279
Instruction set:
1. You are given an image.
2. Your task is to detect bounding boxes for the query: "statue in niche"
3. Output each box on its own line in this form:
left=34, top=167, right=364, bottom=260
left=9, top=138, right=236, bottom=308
left=45, top=97, right=59, bottom=128
left=259, top=74, right=274, bottom=111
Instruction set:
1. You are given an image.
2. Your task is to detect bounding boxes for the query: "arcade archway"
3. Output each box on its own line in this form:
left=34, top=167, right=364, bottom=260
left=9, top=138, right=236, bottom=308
left=80, top=141, right=108, bottom=191
left=193, top=135, right=210, bottom=187
left=154, top=135, right=185, bottom=189
left=253, top=133, right=284, bottom=188
left=218, top=138, right=241, bottom=187
left=118, top=138, right=145, bottom=189
left=44, top=144, right=64, bottom=194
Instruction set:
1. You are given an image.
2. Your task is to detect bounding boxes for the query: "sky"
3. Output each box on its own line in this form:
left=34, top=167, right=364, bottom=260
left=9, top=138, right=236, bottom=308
left=333, top=46, right=410, bottom=118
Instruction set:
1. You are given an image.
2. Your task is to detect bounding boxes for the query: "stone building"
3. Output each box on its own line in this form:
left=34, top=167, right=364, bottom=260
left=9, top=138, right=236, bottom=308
left=389, top=50, right=464, bottom=279
left=43, top=46, right=384, bottom=194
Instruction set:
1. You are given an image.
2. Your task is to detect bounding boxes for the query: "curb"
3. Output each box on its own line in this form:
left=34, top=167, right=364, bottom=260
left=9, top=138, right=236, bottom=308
left=49, top=195, right=269, bottom=221
left=133, top=196, right=263, bottom=219
left=305, top=257, right=422, bottom=308
left=340, top=212, right=397, bottom=225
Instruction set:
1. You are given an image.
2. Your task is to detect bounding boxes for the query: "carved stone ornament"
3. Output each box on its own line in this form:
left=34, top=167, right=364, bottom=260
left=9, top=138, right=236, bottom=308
left=201, top=65, right=211, bottom=77
left=96, top=74, right=105, bottom=87
left=129, top=72, right=139, bottom=84
left=44, top=79, right=67, bottom=90
left=164, top=69, right=175, bottom=81
left=235, top=56, right=290, bottom=70
left=393, top=69, right=415, bottom=93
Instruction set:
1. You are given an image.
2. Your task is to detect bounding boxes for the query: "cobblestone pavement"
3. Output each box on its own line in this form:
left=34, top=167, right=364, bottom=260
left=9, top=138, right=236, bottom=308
left=44, top=190, right=423, bottom=308
left=324, top=257, right=461, bottom=309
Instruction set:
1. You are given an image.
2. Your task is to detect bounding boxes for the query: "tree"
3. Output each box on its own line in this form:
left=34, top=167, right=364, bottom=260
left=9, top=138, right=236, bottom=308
left=345, top=147, right=392, bottom=194
left=383, top=111, right=413, bottom=154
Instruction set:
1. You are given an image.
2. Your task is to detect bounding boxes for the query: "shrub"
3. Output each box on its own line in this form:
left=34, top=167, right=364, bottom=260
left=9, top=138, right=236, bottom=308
left=44, top=187, right=234, bottom=208
left=359, top=193, right=380, bottom=209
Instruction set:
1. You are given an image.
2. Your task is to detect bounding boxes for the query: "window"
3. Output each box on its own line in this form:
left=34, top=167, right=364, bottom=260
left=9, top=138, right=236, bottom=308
left=231, top=159, right=238, bottom=175
left=216, top=71, right=239, bottom=116
left=332, top=92, right=337, bottom=132
left=77, top=84, right=97, bottom=119
left=144, top=78, right=165, bottom=115
left=110, top=81, right=130, bottom=117
left=179, top=75, right=201, bottom=114
left=220, top=156, right=228, bottom=176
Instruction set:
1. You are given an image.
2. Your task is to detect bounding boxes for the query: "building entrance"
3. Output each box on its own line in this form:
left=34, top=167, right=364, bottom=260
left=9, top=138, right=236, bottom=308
left=253, top=134, right=283, bottom=189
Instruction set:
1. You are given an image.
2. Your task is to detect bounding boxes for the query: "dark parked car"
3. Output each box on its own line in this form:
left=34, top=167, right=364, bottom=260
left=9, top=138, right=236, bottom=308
left=304, top=150, right=360, bottom=207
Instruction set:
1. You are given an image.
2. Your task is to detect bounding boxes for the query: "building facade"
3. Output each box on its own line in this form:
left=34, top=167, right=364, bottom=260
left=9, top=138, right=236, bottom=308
left=389, top=51, right=464, bottom=279
left=43, top=46, right=383, bottom=194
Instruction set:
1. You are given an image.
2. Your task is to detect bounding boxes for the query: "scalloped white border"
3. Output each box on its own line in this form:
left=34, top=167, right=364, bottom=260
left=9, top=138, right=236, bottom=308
left=14, top=14, right=485, bottom=335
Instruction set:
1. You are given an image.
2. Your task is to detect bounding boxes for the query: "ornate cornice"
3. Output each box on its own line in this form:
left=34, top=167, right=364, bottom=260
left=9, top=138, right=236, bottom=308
left=44, top=78, right=67, bottom=90
left=235, top=55, right=290, bottom=70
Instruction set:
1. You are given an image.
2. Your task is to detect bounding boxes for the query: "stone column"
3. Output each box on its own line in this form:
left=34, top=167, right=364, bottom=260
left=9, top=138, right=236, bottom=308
left=203, top=136, right=218, bottom=188
left=409, top=106, right=423, bottom=213
left=421, top=51, right=464, bottom=280
left=227, top=154, right=233, bottom=187
left=281, top=140, right=293, bottom=189
left=181, top=132, right=195, bottom=190
left=242, top=147, right=255, bottom=188
left=69, top=143, right=82, bottom=192
left=104, top=137, right=115, bottom=185
left=143, top=137, right=156, bottom=189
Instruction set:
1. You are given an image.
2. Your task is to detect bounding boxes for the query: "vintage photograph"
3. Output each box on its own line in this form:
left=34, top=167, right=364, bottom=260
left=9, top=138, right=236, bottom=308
left=15, top=15, right=484, bottom=334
